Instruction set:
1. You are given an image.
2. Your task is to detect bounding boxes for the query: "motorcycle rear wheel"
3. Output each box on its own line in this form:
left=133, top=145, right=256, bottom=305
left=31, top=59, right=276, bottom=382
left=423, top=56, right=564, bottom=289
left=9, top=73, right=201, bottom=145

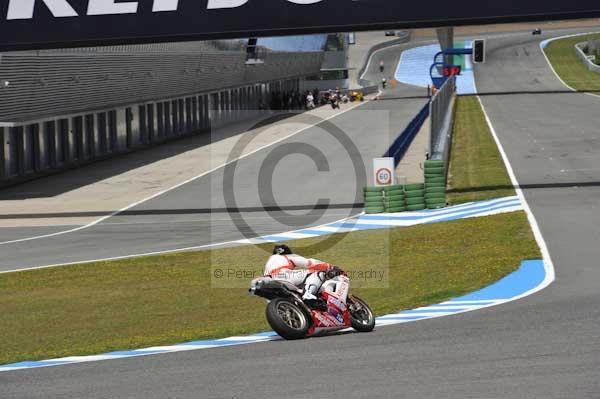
left=266, top=298, right=311, bottom=340
left=348, top=296, right=376, bottom=332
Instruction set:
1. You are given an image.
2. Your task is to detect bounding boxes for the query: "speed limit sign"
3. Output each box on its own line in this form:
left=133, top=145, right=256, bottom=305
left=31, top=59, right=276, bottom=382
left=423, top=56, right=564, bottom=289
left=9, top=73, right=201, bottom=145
left=376, top=167, right=393, bottom=185
left=373, top=158, right=396, bottom=186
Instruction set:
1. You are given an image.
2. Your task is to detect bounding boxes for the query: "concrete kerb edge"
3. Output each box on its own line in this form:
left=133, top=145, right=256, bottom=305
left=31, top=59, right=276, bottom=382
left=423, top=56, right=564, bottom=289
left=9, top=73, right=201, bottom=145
left=540, top=31, right=600, bottom=93
left=574, top=41, right=600, bottom=73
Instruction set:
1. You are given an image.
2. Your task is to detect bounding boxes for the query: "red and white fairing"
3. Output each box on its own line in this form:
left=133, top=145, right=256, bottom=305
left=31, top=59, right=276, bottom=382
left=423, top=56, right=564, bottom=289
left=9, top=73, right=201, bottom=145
left=308, top=275, right=352, bottom=335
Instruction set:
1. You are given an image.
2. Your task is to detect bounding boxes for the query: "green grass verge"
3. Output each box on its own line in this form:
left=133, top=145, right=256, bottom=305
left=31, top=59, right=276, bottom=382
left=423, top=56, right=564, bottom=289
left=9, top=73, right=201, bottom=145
left=543, top=33, right=600, bottom=91
left=0, top=211, right=539, bottom=365
left=446, top=96, right=515, bottom=204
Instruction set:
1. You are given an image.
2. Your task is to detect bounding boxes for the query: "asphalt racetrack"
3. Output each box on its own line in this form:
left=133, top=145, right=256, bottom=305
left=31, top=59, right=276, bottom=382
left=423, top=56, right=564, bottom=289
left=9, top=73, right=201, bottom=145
left=0, top=94, right=427, bottom=271
left=2, top=30, right=599, bottom=398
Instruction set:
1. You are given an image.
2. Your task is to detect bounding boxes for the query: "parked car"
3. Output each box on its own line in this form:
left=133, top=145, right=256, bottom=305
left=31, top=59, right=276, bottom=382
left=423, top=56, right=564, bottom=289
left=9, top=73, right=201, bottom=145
left=385, top=31, right=396, bottom=37
left=532, top=28, right=542, bottom=35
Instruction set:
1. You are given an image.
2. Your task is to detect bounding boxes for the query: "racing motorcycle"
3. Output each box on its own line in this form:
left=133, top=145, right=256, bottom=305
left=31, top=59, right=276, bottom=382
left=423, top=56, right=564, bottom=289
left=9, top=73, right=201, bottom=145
left=249, top=270, right=375, bottom=340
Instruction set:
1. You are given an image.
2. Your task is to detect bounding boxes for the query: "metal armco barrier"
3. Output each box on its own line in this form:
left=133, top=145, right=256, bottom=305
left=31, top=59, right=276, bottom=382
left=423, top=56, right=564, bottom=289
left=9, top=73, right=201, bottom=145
left=575, top=42, right=600, bottom=73
left=429, top=76, right=456, bottom=172
left=384, top=102, right=430, bottom=167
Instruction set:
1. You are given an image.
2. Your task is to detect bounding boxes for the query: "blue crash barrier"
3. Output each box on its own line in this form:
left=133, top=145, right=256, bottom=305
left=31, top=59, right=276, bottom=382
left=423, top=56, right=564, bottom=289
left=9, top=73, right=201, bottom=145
left=384, top=102, right=430, bottom=166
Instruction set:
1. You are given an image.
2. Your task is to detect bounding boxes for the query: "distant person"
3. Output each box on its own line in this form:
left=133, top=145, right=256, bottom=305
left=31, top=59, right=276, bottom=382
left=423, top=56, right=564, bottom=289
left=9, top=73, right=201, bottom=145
left=335, top=87, right=342, bottom=108
left=306, top=92, right=315, bottom=109
left=379, top=60, right=385, bottom=73
left=330, top=91, right=339, bottom=109
left=381, top=77, right=387, bottom=89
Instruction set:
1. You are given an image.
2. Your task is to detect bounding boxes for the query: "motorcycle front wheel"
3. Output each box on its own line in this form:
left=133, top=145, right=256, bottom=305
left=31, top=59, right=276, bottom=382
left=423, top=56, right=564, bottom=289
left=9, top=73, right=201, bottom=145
left=266, top=298, right=311, bottom=340
left=348, top=295, right=375, bottom=332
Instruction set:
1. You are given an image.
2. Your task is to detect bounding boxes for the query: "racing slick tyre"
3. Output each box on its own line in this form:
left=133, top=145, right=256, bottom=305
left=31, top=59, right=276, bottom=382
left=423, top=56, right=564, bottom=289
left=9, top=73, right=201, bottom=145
left=348, top=296, right=375, bottom=333
left=404, top=183, right=425, bottom=191
left=424, top=160, right=444, bottom=168
left=425, top=176, right=446, bottom=184
left=424, top=181, right=445, bottom=188
left=425, top=192, right=446, bottom=200
left=406, top=197, right=425, bottom=205
left=364, top=186, right=385, bottom=192
left=425, top=187, right=446, bottom=194
left=266, top=298, right=311, bottom=340
left=384, top=189, right=405, bottom=196
left=385, top=194, right=405, bottom=201
left=405, top=189, right=425, bottom=198
left=424, top=167, right=445, bottom=175
left=385, top=184, right=404, bottom=191
left=384, top=199, right=406, bottom=208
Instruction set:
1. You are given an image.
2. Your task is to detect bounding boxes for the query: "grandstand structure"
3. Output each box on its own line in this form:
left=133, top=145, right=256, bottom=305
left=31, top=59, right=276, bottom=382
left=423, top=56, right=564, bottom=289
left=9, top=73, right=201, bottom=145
left=0, top=34, right=341, bottom=186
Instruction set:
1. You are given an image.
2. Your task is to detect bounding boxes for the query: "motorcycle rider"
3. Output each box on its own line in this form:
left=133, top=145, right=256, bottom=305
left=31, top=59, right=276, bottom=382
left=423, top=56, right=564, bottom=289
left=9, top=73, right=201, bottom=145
left=264, top=245, right=342, bottom=305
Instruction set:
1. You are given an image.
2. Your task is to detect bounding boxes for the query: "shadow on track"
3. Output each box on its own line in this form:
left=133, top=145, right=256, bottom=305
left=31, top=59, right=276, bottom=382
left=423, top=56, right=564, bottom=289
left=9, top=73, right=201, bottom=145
left=0, top=203, right=365, bottom=220
left=448, top=181, right=600, bottom=195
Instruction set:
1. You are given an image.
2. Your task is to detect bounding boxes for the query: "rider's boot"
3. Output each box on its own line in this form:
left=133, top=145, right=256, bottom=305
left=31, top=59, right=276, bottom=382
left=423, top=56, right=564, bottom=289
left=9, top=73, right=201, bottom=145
left=303, top=285, right=327, bottom=310
left=302, top=285, right=318, bottom=301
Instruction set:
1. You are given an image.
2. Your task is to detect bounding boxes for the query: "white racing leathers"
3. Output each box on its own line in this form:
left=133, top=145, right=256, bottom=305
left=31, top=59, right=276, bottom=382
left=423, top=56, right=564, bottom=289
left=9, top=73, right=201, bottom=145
left=264, top=254, right=333, bottom=301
